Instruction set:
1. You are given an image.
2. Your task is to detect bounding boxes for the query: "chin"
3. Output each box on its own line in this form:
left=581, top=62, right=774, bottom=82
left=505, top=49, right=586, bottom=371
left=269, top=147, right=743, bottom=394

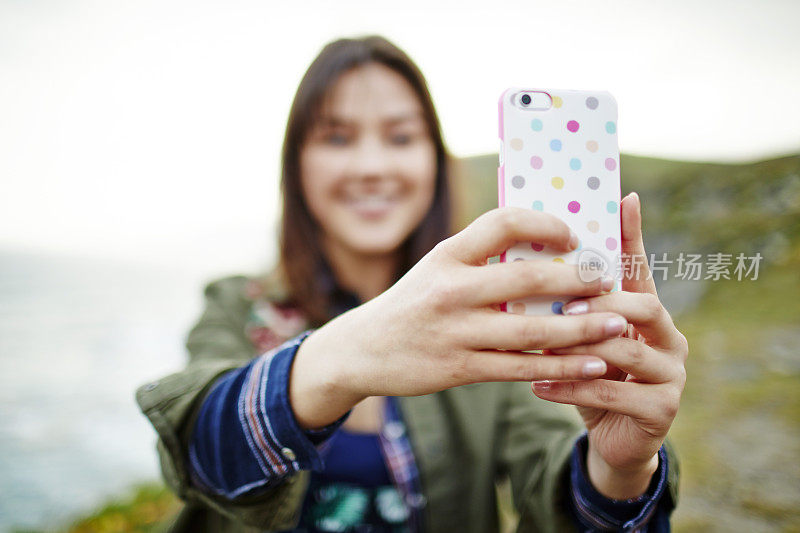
left=350, top=240, right=406, bottom=257
left=344, top=231, right=412, bottom=257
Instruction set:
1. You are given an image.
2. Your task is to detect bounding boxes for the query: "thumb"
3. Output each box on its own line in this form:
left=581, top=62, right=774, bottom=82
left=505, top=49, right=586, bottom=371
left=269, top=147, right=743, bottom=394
left=621, top=192, right=658, bottom=295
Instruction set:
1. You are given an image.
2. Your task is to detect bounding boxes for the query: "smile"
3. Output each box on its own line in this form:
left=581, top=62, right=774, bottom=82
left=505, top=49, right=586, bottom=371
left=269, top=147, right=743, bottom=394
left=343, top=195, right=401, bottom=218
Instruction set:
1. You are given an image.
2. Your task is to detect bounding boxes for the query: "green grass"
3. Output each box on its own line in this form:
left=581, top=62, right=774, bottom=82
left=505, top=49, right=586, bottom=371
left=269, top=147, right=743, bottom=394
left=668, top=259, right=800, bottom=530
left=68, top=483, right=179, bottom=533
left=19, top=483, right=181, bottom=533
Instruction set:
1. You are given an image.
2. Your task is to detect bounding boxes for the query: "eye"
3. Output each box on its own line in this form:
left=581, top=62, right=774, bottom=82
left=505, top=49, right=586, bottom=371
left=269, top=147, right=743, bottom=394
left=326, top=133, right=350, bottom=146
left=390, top=133, right=412, bottom=145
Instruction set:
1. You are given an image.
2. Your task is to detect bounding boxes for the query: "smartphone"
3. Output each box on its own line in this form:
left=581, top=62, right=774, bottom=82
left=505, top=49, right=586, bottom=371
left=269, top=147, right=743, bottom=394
left=498, top=88, right=622, bottom=315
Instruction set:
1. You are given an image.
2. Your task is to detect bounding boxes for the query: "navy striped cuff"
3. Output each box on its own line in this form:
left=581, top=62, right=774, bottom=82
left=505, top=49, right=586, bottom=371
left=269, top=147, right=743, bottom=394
left=568, top=432, right=669, bottom=532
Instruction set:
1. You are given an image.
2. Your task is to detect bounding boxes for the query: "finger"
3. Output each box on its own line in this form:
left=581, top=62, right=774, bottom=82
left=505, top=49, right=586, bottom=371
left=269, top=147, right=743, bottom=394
left=548, top=337, right=677, bottom=383
left=467, top=260, right=615, bottom=306
left=464, top=350, right=608, bottom=382
left=560, top=291, right=680, bottom=350
left=532, top=379, right=679, bottom=423
left=620, top=192, right=658, bottom=295
left=442, top=207, right=577, bottom=266
left=544, top=347, right=628, bottom=381
left=464, top=311, right=628, bottom=351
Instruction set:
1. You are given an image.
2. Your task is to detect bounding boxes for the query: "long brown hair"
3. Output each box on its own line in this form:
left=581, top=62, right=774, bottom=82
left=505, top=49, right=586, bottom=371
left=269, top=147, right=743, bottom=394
left=277, top=35, right=453, bottom=327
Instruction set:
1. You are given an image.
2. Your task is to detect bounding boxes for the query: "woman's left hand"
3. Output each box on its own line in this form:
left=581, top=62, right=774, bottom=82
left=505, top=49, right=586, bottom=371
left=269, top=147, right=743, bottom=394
left=532, top=191, right=688, bottom=499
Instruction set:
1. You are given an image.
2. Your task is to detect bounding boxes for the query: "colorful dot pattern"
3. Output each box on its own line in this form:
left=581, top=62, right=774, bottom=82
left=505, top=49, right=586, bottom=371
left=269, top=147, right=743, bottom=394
left=500, top=88, right=622, bottom=316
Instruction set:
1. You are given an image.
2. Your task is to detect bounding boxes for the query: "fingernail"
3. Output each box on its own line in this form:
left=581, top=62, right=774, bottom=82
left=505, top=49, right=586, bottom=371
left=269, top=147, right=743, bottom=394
left=604, top=317, right=627, bottom=336
left=562, top=301, right=588, bottom=315
left=568, top=230, right=579, bottom=250
left=583, top=360, right=606, bottom=377
left=600, top=275, right=614, bottom=292
left=533, top=380, right=551, bottom=391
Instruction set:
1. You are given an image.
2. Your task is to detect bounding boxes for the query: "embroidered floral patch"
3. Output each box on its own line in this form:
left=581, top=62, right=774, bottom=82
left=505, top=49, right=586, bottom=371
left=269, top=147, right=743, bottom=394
left=243, top=278, right=308, bottom=353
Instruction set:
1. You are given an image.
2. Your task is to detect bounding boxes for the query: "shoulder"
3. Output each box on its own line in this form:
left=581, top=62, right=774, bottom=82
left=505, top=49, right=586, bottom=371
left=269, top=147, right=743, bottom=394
left=201, top=268, right=309, bottom=354
left=197, top=275, right=254, bottom=324
left=201, top=265, right=291, bottom=309
left=202, top=275, right=249, bottom=299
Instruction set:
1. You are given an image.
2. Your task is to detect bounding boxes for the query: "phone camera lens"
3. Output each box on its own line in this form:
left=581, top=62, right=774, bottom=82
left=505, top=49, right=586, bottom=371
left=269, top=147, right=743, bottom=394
left=521, top=94, right=532, bottom=106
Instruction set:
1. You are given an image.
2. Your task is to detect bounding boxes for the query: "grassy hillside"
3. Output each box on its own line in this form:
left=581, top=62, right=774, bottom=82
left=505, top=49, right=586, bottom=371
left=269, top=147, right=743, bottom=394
left=44, top=152, right=800, bottom=533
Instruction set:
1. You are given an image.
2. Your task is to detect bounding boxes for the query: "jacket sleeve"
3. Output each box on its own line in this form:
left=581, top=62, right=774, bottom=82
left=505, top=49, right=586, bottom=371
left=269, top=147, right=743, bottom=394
left=134, top=277, right=315, bottom=530
left=495, top=381, right=681, bottom=533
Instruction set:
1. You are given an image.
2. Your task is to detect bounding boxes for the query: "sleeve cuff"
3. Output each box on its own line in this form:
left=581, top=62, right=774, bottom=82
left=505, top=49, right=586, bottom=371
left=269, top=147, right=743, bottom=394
left=241, top=329, right=350, bottom=476
left=568, top=432, right=669, bottom=532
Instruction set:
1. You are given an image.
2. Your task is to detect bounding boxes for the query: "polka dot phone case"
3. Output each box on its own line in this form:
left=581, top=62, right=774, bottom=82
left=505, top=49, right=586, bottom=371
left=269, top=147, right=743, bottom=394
left=498, top=88, right=622, bottom=316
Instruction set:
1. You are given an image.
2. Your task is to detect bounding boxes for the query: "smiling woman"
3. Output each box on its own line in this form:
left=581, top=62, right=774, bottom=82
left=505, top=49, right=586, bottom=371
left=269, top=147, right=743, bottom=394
left=136, top=35, right=684, bottom=533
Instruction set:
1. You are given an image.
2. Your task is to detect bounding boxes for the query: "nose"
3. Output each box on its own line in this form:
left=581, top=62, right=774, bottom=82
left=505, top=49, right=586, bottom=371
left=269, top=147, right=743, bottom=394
left=346, top=134, right=391, bottom=181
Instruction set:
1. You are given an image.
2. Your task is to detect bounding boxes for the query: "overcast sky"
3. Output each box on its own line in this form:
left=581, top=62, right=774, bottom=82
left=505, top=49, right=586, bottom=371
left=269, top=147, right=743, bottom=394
left=2, top=0, right=798, bottom=273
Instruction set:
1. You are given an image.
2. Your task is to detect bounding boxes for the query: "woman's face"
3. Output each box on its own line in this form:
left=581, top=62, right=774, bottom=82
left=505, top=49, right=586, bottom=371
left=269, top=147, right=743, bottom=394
left=300, top=63, right=437, bottom=259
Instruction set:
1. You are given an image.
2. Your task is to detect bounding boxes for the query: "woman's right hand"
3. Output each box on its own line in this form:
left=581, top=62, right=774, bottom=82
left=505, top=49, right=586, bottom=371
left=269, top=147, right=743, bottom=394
left=290, top=207, right=628, bottom=429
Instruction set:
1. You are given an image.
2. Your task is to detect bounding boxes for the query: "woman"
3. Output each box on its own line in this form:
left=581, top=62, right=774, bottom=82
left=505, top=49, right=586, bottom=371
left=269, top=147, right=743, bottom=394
left=137, top=36, right=687, bottom=532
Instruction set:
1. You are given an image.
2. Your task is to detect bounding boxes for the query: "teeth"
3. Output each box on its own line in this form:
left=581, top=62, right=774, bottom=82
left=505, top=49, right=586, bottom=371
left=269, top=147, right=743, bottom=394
left=350, top=198, right=393, bottom=208
left=346, top=195, right=397, bottom=204
left=344, top=194, right=398, bottom=215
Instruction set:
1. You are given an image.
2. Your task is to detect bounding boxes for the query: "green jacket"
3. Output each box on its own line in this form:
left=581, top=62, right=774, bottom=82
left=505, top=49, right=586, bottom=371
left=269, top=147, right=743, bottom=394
left=135, top=272, right=680, bottom=532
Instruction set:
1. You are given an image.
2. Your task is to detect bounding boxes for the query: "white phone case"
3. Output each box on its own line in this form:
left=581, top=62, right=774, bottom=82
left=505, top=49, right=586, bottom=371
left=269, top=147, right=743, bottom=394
left=498, top=88, right=622, bottom=315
